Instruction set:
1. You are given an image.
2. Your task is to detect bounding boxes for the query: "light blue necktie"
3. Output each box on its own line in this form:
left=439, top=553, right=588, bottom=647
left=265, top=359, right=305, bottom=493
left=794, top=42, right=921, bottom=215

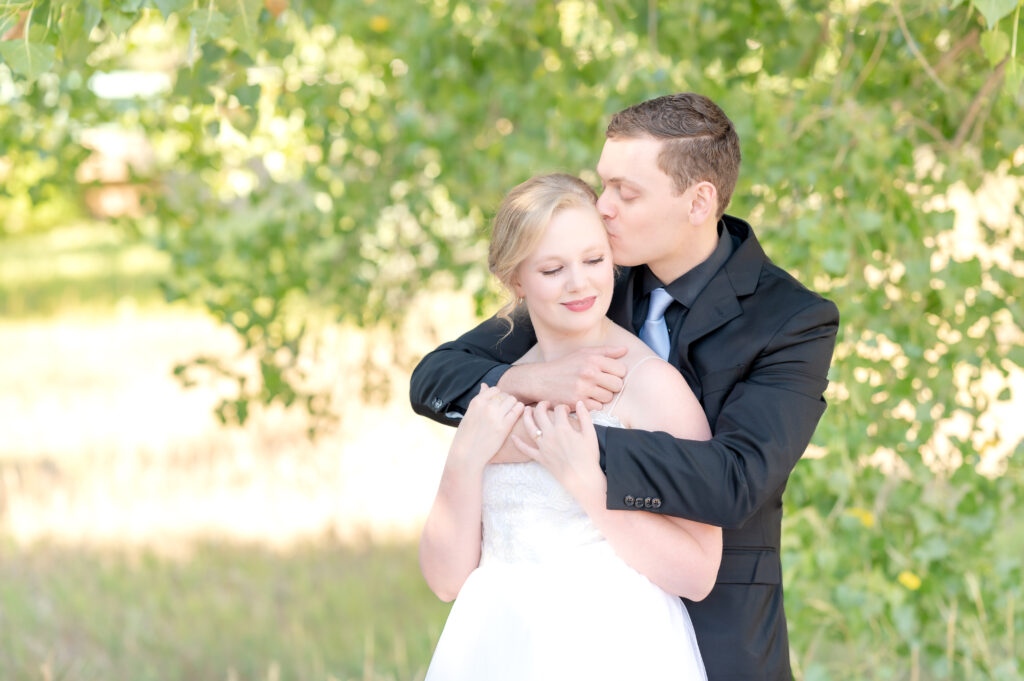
left=639, top=287, right=674, bottom=361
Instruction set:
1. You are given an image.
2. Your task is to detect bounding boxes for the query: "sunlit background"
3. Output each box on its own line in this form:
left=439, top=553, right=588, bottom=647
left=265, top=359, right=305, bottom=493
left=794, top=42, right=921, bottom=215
left=2, top=1, right=1023, bottom=680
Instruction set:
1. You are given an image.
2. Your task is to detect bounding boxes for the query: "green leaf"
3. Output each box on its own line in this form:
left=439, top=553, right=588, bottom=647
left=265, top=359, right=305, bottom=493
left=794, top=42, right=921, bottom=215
left=235, top=82, right=260, bottom=107
left=188, top=8, right=230, bottom=41
left=0, top=39, right=56, bottom=81
left=154, top=0, right=193, bottom=19
left=225, top=0, right=263, bottom=53
left=971, top=0, right=1019, bottom=28
left=822, top=249, right=849, bottom=275
left=102, top=10, right=136, bottom=35
left=980, top=29, right=1010, bottom=66
left=58, top=8, right=101, bottom=64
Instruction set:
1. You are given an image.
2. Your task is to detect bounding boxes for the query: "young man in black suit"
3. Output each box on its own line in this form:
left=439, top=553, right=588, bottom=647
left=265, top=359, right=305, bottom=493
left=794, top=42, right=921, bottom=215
left=410, top=92, right=839, bottom=680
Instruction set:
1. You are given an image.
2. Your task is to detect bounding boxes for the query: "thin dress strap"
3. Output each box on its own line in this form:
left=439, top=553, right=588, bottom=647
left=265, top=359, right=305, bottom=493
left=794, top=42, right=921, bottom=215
left=605, top=355, right=660, bottom=418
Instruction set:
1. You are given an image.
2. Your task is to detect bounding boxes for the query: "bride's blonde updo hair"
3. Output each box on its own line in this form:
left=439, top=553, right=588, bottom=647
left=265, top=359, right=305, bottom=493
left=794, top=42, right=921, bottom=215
left=488, top=173, right=599, bottom=334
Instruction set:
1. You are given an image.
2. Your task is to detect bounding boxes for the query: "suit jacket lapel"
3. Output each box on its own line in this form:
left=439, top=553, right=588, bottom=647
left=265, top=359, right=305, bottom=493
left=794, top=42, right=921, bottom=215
left=677, top=271, right=742, bottom=353
left=676, top=216, right=764, bottom=358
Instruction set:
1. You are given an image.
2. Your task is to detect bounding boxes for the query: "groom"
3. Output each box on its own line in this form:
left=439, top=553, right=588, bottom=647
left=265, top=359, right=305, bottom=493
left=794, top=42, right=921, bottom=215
left=410, top=93, right=839, bottom=680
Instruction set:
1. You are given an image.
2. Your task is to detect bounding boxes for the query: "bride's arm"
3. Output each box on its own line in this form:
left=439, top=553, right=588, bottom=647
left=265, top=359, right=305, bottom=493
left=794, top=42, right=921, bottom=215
left=514, top=362, right=721, bottom=601
left=419, top=386, right=524, bottom=602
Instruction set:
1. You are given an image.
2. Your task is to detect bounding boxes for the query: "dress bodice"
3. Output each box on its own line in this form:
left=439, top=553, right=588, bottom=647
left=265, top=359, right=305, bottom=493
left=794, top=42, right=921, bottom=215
left=480, top=411, right=622, bottom=565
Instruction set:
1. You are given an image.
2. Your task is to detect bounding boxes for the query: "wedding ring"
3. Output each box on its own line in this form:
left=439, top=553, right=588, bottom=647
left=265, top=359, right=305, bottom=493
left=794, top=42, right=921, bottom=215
left=534, top=429, right=543, bottom=439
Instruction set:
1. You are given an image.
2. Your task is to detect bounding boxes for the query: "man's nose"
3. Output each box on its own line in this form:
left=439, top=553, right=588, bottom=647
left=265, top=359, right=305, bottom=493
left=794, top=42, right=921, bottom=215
left=596, top=191, right=614, bottom=219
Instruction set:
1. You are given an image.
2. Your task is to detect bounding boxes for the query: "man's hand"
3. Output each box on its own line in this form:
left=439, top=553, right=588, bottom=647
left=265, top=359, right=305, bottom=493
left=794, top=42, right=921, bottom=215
left=497, top=346, right=628, bottom=410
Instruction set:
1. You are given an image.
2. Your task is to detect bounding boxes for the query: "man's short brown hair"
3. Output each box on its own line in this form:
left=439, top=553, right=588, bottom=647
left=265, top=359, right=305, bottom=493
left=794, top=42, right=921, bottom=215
left=606, top=93, right=741, bottom=219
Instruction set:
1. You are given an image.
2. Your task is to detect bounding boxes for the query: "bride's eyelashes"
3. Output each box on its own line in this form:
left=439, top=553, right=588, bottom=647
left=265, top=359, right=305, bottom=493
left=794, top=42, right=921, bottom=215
left=540, top=256, right=605, bottom=276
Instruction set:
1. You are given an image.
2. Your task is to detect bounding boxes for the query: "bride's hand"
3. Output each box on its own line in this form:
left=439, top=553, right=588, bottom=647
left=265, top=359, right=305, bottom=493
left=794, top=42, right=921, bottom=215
left=449, top=384, right=525, bottom=470
left=510, top=401, right=603, bottom=497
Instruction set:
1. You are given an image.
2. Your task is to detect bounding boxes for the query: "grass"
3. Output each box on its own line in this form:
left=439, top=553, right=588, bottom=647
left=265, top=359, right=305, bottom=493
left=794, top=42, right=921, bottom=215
left=0, top=221, right=458, bottom=680
left=0, top=222, right=170, bottom=317
left=0, top=539, right=451, bottom=681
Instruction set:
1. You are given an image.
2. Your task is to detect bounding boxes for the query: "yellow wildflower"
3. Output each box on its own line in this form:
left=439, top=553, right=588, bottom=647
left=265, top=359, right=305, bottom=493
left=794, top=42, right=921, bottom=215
left=898, top=570, right=922, bottom=590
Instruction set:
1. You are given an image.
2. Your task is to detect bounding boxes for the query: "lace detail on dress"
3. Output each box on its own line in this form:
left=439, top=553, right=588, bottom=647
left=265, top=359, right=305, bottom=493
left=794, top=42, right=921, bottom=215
left=480, top=410, right=623, bottom=566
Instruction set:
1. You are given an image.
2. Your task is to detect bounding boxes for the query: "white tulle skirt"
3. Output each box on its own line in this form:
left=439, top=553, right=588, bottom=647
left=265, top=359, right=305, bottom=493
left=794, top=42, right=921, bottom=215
left=424, top=541, right=707, bottom=681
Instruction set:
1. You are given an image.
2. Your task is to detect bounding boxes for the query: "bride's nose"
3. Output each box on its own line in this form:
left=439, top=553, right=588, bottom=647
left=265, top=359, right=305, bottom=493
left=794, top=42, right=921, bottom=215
left=565, top=265, right=585, bottom=291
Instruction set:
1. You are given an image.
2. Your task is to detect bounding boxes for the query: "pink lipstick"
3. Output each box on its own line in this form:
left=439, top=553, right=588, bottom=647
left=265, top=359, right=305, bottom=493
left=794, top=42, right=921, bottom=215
left=562, top=296, right=596, bottom=312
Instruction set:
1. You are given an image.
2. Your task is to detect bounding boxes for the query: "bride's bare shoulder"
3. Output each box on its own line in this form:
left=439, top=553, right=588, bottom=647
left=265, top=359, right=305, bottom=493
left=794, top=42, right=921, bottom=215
left=604, top=323, right=652, bottom=356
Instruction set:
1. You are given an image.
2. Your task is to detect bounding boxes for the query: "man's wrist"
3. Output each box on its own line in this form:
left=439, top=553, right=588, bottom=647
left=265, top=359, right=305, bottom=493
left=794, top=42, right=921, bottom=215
left=495, top=363, right=535, bottom=403
left=482, top=364, right=512, bottom=392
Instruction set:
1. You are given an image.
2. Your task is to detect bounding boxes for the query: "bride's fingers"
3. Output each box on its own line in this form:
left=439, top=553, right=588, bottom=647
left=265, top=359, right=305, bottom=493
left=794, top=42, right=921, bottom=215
left=503, top=401, right=524, bottom=423
left=522, top=405, right=539, bottom=435
left=533, top=402, right=554, bottom=432
left=553, top=403, right=571, bottom=427
left=510, top=434, right=539, bottom=459
left=575, top=401, right=593, bottom=432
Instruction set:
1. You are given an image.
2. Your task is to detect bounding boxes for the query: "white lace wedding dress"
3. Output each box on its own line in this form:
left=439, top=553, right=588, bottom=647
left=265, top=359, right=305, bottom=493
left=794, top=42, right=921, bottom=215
left=424, top=408, right=707, bottom=681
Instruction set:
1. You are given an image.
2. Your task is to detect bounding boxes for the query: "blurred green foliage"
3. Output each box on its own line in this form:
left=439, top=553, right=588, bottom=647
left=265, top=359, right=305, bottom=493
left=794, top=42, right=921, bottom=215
left=2, top=0, right=1023, bottom=678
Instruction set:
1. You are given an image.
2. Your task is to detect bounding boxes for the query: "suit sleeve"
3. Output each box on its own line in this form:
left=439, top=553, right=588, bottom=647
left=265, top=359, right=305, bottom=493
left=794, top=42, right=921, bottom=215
left=602, top=297, right=840, bottom=529
left=409, top=311, right=537, bottom=426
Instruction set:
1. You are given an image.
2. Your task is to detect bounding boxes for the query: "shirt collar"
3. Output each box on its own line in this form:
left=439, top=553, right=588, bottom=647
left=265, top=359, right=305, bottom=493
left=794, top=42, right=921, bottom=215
left=639, top=219, right=735, bottom=308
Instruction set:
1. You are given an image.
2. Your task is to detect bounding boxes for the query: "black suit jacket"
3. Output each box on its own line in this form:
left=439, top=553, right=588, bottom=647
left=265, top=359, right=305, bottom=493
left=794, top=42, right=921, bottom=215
left=410, top=216, right=840, bottom=681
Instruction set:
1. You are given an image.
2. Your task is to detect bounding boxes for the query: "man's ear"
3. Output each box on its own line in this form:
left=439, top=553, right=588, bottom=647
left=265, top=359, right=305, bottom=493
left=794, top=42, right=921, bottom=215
left=689, top=181, right=718, bottom=225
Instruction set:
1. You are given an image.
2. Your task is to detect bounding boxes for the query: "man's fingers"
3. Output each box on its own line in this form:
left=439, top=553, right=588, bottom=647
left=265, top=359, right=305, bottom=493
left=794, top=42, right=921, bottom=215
left=593, top=372, right=625, bottom=395
left=595, top=355, right=628, bottom=379
left=586, top=386, right=615, bottom=406
left=602, top=346, right=629, bottom=360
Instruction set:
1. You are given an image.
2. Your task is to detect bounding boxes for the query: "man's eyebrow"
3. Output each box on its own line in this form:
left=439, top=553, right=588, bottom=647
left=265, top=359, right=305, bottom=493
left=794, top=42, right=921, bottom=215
left=604, top=176, right=640, bottom=188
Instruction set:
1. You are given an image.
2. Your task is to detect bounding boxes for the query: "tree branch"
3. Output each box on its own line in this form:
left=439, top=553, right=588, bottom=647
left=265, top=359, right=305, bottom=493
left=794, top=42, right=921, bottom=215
left=893, top=0, right=949, bottom=94
left=933, top=28, right=980, bottom=76
left=850, top=27, right=890, bottom=100
left=953, top=57, right=1009, bottom=148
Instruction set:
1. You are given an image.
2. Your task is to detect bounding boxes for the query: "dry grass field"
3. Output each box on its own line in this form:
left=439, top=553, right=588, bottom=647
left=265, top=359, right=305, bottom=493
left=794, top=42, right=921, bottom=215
left=0, top=276, right=480, bottom=679
left=0, top=305, right=468, bottom=549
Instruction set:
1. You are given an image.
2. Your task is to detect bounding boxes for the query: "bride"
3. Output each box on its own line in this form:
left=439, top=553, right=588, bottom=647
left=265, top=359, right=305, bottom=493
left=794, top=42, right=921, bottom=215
left=419, top=173, right=720, bottom=680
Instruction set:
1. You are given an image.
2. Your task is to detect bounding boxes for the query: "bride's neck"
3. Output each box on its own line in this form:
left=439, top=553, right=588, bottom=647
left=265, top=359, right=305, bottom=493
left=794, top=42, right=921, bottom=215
left=534, top=317, right=614, bottom=363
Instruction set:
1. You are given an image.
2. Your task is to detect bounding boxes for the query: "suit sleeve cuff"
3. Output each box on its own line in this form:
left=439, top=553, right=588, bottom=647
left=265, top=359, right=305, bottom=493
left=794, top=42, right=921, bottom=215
left=452, top=364, right=512, bottom=411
